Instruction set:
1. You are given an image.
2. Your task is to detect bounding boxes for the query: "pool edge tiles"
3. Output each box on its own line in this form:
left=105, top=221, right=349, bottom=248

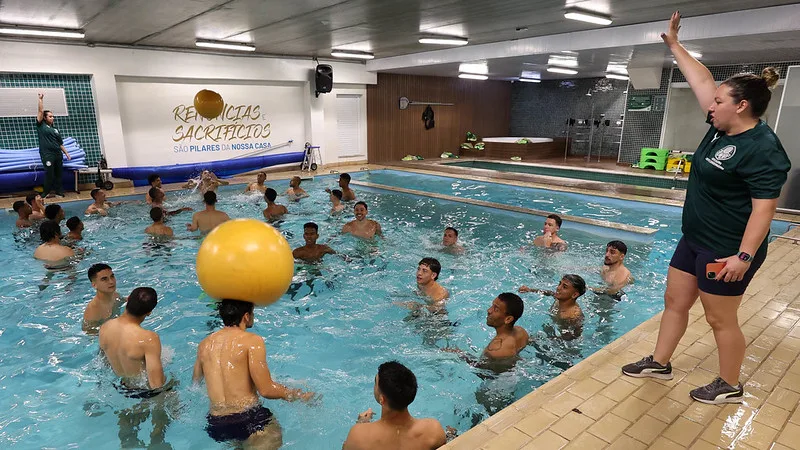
left=441, top=159, right=690, bottom=191
left=351, top=181, right=658, bottom=239
left=441, top=227, right=800, bottom=449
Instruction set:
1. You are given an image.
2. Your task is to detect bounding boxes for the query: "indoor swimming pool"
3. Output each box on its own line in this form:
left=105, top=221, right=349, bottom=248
left=0, top=170, right=787, bottom=448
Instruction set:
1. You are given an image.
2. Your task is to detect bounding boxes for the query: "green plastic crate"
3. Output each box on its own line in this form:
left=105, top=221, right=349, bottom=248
left=640, top=148, right=669, bottom=159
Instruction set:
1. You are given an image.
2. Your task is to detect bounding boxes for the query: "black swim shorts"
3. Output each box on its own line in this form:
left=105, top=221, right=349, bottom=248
left=669, top=236, right=765, bottom=297
left=114, top=380, right=176, bottom=400
left=206, top=405, right=274, bottom=442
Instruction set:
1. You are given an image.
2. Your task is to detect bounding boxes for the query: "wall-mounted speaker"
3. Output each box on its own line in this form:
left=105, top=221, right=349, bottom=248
left=315, top=64, right=333, bottom=97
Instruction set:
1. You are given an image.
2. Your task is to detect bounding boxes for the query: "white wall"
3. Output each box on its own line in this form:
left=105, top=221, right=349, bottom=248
left=117, top=79, right=307, bottom=166
left=663, top=84, right=783, bottom=152
left=0, top=41, right=376, bottom=168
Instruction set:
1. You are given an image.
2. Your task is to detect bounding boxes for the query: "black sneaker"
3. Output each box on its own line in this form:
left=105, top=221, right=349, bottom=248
left=621, top=355, right=674, bottom=380
left=689, top=377, right=743, bottom=404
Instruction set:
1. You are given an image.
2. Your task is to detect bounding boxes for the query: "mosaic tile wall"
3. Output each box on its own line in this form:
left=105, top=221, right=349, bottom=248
left=618, top=68, right=672, bottom=164
left=510, top=78, right=627, bottom=159
left=0, top=73, right=102, bottom=184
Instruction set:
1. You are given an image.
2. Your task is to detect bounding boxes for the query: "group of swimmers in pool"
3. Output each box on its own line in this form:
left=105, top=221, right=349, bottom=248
left=11, top=169, right=634, bottom=449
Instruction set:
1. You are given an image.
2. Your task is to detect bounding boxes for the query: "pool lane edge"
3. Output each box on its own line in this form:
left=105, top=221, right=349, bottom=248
left=351, top=180, right=658, bottom=236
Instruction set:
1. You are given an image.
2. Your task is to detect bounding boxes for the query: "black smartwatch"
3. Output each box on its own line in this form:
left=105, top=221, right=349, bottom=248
left=737, top=251, right=752, bottom=263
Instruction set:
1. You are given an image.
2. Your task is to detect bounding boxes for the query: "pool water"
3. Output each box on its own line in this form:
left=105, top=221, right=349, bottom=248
left=0, top=170, right=785, bottom=448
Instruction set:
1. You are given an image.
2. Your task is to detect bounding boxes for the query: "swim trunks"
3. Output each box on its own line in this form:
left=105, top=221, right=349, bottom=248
left=206, top=405, right=274, bottom=442
left=114, top=379, right=176, bottom=400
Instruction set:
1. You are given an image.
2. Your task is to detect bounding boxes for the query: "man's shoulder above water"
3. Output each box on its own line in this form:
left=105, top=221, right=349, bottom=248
left=345, top=417, right=446, bottom=450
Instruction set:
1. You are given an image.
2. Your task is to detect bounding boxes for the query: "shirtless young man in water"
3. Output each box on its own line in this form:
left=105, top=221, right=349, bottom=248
left=326, top=173, right=356, bottom=201
left=13, top=200, right=33, bottom=228
left=590, top=240, right=632, bottom=298
left=532, top=214, right=568, bottom=252
left=187, top=191, right=230, bottom=234
left=244, top=172, right=267, bottom=194
left=185, top=170, right=229, bottom=195
left=285, top=176, right=309, bottom=200
left=83, top=263, right=125, bottom=333
left=343, top=361, right=446, bottom=450
left=33, top=220, right=74, bottom=265
left=396, top=258, right=449, bottom=315
left=443, top=293, right=529, bottom=367
left=26, top=193, right=46, bottom=220
left=292, top=222, right=335, bottom=262
left=519, top=274, right=586, bottom=340
left=342, top=201, right=382, bottom=239
left=194, top=300, right=316, bottom=448
left=99, top=287, right=166, bottom=391
left=263, top=188, right=288, bottom=222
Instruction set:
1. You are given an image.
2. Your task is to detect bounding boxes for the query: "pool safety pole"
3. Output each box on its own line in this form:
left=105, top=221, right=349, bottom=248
left=229, top=140, right=294, bottom=159
left=563, top=118, right=574, bottom=161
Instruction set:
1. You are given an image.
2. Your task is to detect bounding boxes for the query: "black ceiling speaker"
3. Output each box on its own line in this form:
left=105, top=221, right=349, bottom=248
left=315, top=64, right=333, bottom=97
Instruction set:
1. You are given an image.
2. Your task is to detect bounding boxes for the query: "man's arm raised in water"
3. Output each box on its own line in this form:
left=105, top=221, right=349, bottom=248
left=144, top=332, right=166, bottom=389
left=192, top=350, right=204, bottom=383
left=248, top=335, right=313, bottom=401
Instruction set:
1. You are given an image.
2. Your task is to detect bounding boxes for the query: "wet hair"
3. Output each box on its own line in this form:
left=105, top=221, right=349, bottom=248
left=90, top=188, right=102, bottom=200
left=291, top=176, right=302, bottom=185
left=418, top=257, right=441, bottom=280
left=147, top=173, right=160, bottom=185
left=331, top=189, right=343, bottom=200
left=339, top=173, right=351, bottom=183
left=497, top=292, right=524, bottom=325
left=13, top=200, right=26, bottom=212
left=203, top=191, right=217, bottom=205
left=445, top=226, right=459, bottom=237
left=39, top=220, right=61, bottom=242
left=43, top=110, right=52, bottom=118
left=219, top=299, right=254, bottom=327
left=88, top=263, right=112, bottom=281
left=26, top=193, right=38, bottom=206
left=126, top=287, right=158, bottom=317
left=258, top=171, right=266, bottom=178
left=562, top=274, right=587, bottom=297
left=377, top=361, right=417, bottom=410
left=607, top=240, right=628, bottom=255
left=66, top=216, right=81, bottom=231
left=722, top=67, right=780, bottom=118
left=150, top=207, right=164, bottom=222
left=148, top=186, right=162, bottom=201
left=265, top=188, right=277, bottom=202
left=355, top=201, right=368, bottom=211
left=304, top=222, right=319, bottom=232
left=546, top=214, right=562, bottom=229
left=44, top=204, right=62, bottom=220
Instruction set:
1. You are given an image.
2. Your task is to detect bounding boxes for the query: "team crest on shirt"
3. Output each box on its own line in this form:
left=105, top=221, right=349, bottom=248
left=714, top=145, right=736, bottom=161
left=705, top=145, right=736, bottom=170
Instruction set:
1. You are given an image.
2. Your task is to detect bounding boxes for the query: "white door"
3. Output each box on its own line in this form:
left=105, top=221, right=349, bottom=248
left=336, top=94, right=362, bottom=158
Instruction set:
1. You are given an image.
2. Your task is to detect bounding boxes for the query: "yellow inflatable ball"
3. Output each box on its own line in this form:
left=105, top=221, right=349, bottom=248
left=193, top=89, right=224, bottom=119
left=196, top=219, right=294, bottom=306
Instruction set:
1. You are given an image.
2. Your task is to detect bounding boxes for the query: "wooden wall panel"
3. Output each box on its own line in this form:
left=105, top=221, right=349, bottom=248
left=367, top=73, right=511, bottom=162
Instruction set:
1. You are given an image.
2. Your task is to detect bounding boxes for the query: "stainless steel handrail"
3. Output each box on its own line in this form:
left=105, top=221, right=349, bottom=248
left=769, top=234, right=800, bottom=244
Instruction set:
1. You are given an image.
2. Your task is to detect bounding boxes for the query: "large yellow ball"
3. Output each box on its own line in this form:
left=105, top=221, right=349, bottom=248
left=194, top=89, right=224, bottom=119
left=196, top=219, right=294, bottom=306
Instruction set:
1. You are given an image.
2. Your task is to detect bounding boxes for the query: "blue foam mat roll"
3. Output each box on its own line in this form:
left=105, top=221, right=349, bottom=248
left=112, top=151, right=306, bottom=186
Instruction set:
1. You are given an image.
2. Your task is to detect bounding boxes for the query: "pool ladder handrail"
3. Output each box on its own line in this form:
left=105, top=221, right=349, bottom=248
left=769, top=234, right=800, bottom=244
left=670, top=158, right=684, bottom=190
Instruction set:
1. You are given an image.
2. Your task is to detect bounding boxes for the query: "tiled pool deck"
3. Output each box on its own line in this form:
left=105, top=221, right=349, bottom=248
left=4, top=163, right=800, bottom=449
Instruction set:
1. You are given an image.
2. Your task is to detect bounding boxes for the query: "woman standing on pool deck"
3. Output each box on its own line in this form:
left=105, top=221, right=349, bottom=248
left=622, top=11, right=791, bottom=404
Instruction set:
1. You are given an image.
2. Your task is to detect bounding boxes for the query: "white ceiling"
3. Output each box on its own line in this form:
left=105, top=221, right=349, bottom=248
left=2, top=0, right=800, bottom=79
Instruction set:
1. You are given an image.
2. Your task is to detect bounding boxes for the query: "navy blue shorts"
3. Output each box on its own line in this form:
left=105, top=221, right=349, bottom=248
left=669, top=237, right=765, bottom=297
left=207, top=405, right=274, bottom=442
